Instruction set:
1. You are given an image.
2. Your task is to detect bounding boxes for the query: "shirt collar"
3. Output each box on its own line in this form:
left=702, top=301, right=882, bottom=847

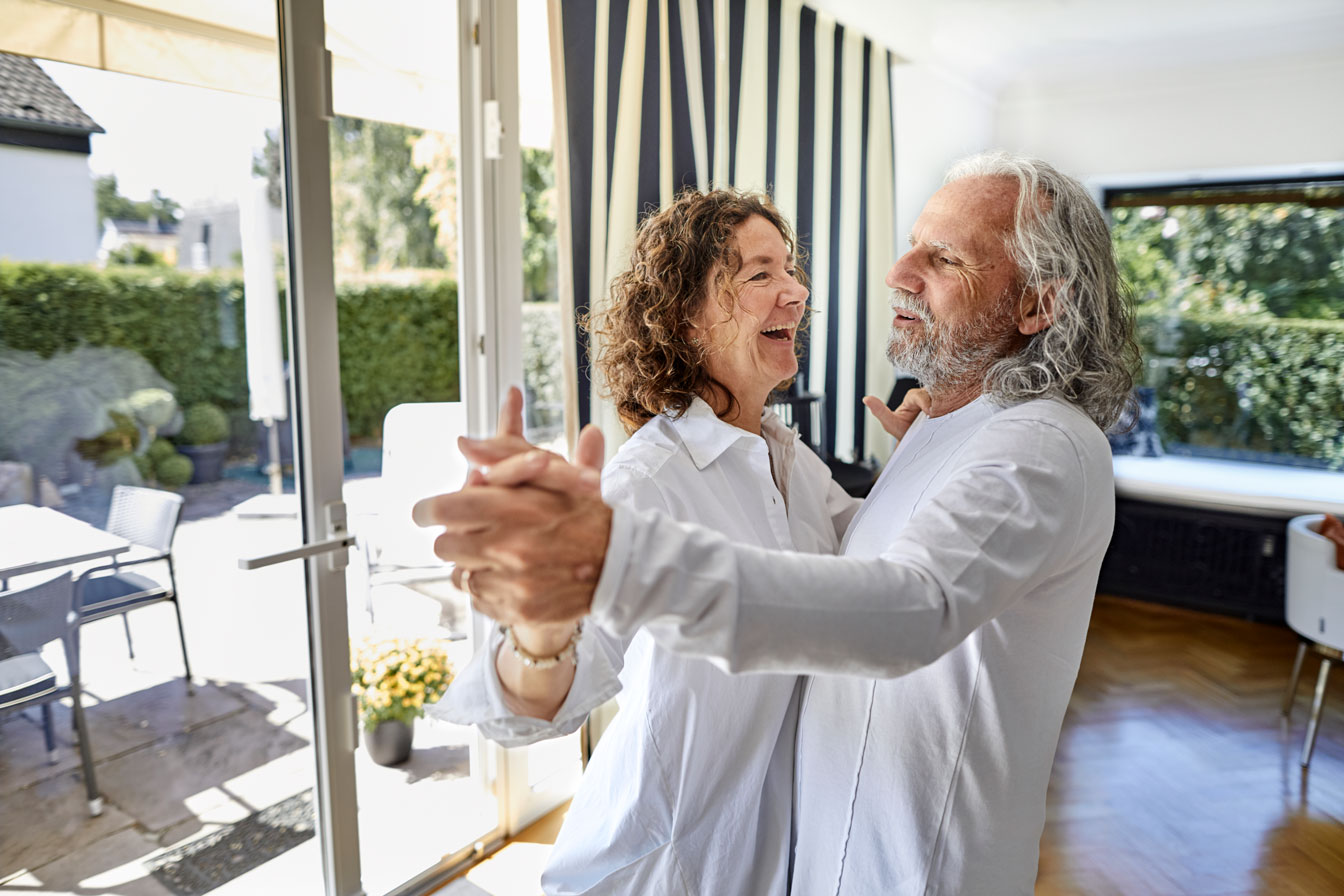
left=670, top=396, right=792, bottom=471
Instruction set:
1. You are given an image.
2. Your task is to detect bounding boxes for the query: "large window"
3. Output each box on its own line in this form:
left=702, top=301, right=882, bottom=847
left=1106, top=178, right=1344, bottom=469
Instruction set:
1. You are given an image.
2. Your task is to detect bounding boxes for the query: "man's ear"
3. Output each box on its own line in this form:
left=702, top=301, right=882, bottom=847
left=1017, top=282, right=1059, bottom=336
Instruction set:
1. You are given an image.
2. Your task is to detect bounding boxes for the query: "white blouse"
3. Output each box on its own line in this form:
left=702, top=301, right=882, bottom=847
left=437, top=397, right=858, bottom=895
left=589, top=396, right=1115, bottom=895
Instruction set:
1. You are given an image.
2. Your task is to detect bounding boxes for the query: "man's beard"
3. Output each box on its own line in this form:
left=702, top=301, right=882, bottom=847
left=885, top=289, right=1019, bottom=390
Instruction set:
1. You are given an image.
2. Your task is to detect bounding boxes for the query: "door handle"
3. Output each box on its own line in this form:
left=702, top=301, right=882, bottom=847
left=239, top=534, right=357, bottom=570
left=239, top=501, right=355, bottom=571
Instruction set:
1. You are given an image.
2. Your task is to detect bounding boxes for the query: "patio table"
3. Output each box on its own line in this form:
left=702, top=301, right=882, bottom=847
left=0, top=503, right=130, bottom=586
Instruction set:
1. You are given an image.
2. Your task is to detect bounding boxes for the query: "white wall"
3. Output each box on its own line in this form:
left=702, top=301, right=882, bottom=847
left=993, top=50, right=1344, bottom=184
left=0, top=144, right=99, bottom=263
left=891, top=62, right=996, bottom=246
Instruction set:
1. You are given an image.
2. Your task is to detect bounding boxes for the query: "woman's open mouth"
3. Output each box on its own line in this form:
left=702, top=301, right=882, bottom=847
left=761, top=323, right=795, bottom=342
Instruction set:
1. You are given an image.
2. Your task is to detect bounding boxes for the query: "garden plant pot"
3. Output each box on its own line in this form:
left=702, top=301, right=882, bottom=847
left=364, top=718, right=414, bottom=766
left=178, top=441, right=229, bottom=483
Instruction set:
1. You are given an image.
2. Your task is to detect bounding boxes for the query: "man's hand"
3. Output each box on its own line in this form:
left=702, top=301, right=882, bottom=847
left=863, top=387, right=931, bottom=441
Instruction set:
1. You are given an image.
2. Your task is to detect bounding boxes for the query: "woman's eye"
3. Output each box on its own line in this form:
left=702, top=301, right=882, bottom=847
left=749, top=271, right=769, bottom=281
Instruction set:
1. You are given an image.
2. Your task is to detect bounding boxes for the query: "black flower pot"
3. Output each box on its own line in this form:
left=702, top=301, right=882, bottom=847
left=364, top=719, right=414, bottom=766
left=179, top=441, right=230, bottom=483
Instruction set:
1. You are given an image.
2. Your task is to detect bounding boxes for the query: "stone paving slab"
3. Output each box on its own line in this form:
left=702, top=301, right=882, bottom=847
left=1, top=828, right=176, bottom=896
left=94, top=708, right=312, bottom=834
left=0, top=771, right=137, bottom=879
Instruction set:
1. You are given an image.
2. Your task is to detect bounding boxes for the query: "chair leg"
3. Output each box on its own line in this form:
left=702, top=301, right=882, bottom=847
left=69, top=679, right=102, bottom=817
left=122, top=613, right=135, bottom=660
left=171, top=598, right=194, bottom=693
left=1283, top=640, right=1309, bottom=719
left=41, top=703, right=57, bottom=764
left=1301, top=657, right=1333, bottom=769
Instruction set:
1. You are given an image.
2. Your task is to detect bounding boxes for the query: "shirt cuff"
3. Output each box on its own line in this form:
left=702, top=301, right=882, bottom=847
left=430, top=621, right=622, bottom=748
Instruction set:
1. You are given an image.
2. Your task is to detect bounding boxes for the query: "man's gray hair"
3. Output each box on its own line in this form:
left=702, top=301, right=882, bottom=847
left=945, top=151, right=1140, bottom=430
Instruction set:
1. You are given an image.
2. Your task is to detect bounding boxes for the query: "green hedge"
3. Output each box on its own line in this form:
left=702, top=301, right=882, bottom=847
left=1135, top=307, right=1344, bottom=467
left=0, top=262, right=458, bottom=443
left=335, top=278, right=459, bottom=437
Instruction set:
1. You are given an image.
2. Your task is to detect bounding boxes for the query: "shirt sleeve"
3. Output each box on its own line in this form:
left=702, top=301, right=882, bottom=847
left=430, top=461, right=668, bottom=747
left=591, top=416, right=1107, bottom=679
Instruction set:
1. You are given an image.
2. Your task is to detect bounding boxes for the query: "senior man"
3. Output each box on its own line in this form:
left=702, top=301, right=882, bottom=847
left=420, top=151, right=1140, bottom=895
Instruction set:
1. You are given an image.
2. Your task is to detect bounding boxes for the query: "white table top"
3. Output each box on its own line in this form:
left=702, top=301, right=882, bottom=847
left=0, top=504, right=131, bottom=581
left=1113, top=455, right=1344, bottom=517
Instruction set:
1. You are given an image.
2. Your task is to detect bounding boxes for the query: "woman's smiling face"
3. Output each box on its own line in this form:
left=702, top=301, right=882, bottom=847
left=690, top=214, right=809, bottom=416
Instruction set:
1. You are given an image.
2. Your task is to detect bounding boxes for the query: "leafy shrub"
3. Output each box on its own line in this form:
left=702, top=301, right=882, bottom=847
left=128, top=387, right=178, bottom=432
left=1136, top=308, right=1344, bottom=467
left=0, top=262, right=460, bottom=443
left=156, top=453, right=194, bottom=487
left=74, top=410, right=139, bottom=466
left=178, top=402, right=230, bottom=445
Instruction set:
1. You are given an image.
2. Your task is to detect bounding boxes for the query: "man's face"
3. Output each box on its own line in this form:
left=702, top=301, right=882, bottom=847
left=883, top=176, right=1026, bottom=388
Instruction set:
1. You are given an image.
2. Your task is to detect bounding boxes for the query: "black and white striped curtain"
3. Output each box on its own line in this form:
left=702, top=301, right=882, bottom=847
left=550, top=0, right=896, bottom=463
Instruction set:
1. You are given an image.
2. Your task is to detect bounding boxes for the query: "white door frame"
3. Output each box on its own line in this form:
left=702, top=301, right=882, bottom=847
left=275, top=1, right=363, bottom=893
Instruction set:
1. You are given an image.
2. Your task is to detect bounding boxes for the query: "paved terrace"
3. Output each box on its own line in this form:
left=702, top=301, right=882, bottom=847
left=0, top=470, right=499, bottom=896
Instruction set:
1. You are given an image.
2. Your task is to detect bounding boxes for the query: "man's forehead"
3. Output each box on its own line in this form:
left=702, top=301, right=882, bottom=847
left=912, top=177, right=1017, bottom=253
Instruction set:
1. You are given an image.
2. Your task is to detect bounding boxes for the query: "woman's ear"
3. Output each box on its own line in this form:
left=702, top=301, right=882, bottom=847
left=1017, top=282, right=1059, bottom=336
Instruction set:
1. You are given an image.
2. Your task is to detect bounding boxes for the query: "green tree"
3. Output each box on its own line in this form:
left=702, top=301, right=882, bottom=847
left=329, top=116, right=444, bottom=272
left=1112, top=199, right=1344, bottom=320
left=94, top=174, right=180, bottom=229
left=521, top=148, right=557, bottom=302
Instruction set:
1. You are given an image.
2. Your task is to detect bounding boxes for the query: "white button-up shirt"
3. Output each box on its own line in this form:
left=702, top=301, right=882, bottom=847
left=438, top=398, right=858, bottom=895
left=591, top=396, right=1114, bottom=895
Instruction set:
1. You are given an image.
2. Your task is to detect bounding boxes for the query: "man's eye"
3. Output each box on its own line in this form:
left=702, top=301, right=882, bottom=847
left=938, top=256, right=958, bottom=266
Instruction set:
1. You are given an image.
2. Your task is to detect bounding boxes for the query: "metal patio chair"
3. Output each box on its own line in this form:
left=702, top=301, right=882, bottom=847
left=77, top=485, right=191, bottom=687
left=0, top=571, right=102, bottom=815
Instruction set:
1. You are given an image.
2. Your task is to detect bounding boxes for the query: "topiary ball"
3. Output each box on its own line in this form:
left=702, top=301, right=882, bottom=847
left=147, top=437, right=177, bottom=463
left=155, top=453, right=194, bottom=487
left=179, top=403, right=230, bottom=446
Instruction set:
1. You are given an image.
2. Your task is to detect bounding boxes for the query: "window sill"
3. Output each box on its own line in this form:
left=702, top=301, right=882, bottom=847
left=1113, top=454, right=1344, bottom=518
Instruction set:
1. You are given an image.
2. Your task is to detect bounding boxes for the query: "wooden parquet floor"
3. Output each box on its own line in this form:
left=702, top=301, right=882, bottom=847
left=1036, top=595, right=1344, bottom=895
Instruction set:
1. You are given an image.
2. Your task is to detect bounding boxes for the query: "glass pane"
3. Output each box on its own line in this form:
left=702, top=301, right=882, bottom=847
left=1109, top=184, right=1344, bottom=470
left=0, top=36, right=326, bottom=895
left=319, top=1, right=502, bottom=891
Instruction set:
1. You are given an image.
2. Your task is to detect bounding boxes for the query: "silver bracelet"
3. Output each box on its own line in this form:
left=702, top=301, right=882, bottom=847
left=500, top=621, right=583, bottom=670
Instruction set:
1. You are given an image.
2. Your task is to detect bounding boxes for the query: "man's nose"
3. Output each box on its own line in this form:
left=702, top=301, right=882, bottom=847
left=886, top=251, right=920, bottom=293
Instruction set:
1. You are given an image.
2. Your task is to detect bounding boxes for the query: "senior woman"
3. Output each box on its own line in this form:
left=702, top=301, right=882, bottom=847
left=437, top=189, right=922, bottom=895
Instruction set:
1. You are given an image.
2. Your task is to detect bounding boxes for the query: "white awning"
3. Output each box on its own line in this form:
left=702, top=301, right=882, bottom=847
left=0, top=0, right=462, bottom=134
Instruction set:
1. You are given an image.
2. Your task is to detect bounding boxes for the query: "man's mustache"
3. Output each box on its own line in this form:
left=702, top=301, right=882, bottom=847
left=889, top=289, right=932, bottom=321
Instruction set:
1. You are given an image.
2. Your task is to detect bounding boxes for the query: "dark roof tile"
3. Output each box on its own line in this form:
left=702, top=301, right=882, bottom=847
left=0, top=52, right=104, bottom=135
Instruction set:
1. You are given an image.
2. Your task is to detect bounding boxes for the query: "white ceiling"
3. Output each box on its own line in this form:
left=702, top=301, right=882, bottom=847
left=810, top=0, right=1344, bottom=95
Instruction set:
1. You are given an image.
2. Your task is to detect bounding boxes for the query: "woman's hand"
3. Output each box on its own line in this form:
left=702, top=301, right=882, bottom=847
left=862, top=388, right=931, bottom=441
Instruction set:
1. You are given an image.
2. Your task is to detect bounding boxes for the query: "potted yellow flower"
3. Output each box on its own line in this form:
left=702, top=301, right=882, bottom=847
left=350, top=637, right=454, bottom=766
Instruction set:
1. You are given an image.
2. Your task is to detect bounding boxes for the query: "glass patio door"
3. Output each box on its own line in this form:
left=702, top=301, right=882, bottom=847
left=275, top=0, right=579, bottom=893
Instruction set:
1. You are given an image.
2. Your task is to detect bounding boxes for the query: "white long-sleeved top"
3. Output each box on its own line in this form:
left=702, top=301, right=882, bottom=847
left=436, top=397, right=858, bottom=895
left=590, top=396, right=1114, bottom=896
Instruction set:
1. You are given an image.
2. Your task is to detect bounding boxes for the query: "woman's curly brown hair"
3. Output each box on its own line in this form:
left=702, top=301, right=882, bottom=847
left=584, top=188, right=807, bottom=434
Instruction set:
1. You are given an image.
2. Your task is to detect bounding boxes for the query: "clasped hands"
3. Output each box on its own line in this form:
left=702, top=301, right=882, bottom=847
left=412, top=386, right=931, bottom=630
